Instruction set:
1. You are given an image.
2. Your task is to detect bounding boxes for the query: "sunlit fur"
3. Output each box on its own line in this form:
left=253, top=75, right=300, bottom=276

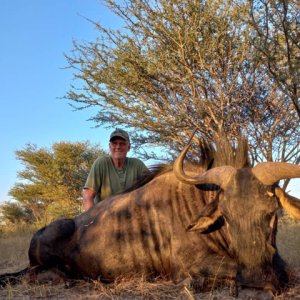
left=26, top=135, right=289, bottom=293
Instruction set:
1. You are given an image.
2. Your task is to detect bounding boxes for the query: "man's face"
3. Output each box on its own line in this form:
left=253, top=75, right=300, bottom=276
left=109, top=138, right=130, bottom=160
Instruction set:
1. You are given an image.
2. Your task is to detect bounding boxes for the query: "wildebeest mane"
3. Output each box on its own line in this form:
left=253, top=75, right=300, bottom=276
left=208, top=134, right=251, bottom=169
left=121, top=164, right=173, bottom=194
left=123, top=135, right=250, bottom=194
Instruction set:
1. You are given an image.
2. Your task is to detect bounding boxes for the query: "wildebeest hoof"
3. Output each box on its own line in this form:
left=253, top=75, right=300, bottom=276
left=229, top=281, right=238, bottom=298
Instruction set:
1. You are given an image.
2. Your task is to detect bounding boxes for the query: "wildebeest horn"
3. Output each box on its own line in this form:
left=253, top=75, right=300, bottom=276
left=252, top=162, right=300, bottom=185
left=173, top=138, right=236, bottom=188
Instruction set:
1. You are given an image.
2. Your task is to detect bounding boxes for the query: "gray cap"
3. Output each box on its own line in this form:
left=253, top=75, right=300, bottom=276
left=109, top=128, right=130, bottom=143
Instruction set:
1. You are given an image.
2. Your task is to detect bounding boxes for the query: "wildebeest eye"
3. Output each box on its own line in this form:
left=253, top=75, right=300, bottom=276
left=196, top=183, right=220, bottom=191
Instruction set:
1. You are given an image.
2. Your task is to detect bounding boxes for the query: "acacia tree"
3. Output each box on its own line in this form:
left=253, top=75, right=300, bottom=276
left=0, top=201, right=32, bottom=224
left=66, top=0, right=299, bottom=164
left=66, top=0, right=253, bottom=153
left=245, top=74, right=300, bottom=185
left=7, top=141, right=105, bottom=225
left=248, top=0, right=300, bottom=117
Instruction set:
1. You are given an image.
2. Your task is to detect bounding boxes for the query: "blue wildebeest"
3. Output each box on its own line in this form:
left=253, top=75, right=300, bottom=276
left=1, top=135, right=300, bottom=297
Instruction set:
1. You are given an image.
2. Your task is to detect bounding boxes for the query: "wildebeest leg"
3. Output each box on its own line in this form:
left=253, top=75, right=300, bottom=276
left=28, top=218, right=75, bottom=270
left=170, top=254, right=237, bottom=294
left=272, top=252, right=289, bottom=290
left=196, top=255, right=237, bottom=279
left=189, top=255, right=238, bottom=294
left=0, top=267, right=29, bottom=287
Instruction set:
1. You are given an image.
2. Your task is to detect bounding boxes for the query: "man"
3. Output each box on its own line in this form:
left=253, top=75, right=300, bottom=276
left=82, top=128, right=149, bottom=211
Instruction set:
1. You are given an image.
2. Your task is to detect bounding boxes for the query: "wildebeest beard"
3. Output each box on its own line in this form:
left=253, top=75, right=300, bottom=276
left=2, top=133, right=300, bottom=299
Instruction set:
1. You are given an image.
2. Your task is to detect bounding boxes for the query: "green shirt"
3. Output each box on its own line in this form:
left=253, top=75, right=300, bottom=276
left=84, top=156, right=148, bottom=203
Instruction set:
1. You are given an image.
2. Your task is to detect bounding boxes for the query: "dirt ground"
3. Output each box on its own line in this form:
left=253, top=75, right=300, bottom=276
left=0, top=222, right=300, bottom=299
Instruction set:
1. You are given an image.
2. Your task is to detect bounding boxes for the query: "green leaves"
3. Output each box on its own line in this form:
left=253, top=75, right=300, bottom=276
left=4, top=142, right=106, bottom=226
left=64, top=0, right=299, bottom=165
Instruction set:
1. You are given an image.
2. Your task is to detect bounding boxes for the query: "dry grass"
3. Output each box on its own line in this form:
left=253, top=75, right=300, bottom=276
left=0, top=225, right=34, bottom=274
left=0, top=222, right=300, bottom=299
left=277, top=221, right=300, bottom=268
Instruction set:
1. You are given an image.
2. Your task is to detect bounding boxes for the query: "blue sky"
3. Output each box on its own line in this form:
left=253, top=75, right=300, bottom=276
left=0, top=0, right=120, bottom=203
left=0, top=0, right=299, bottom=205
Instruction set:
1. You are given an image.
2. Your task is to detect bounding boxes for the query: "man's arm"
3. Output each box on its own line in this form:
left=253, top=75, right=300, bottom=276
left=82, top=188, right=96, bottom=211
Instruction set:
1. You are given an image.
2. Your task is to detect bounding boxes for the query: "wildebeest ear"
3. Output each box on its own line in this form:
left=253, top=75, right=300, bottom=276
left=186, top=199, right=222, bottom=233
left=187, top=216, right=217, bottom=232
left=275, top=187, right=300, bottom=219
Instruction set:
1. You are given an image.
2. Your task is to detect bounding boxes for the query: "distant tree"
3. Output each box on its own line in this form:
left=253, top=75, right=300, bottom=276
left=0, top=201, right=32, bottom=224
left=9, top=141, right=106, bottom=225
left=65, top=0, right=299, bottom=166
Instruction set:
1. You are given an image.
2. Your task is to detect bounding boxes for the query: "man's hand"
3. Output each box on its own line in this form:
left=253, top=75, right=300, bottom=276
left=82, top=188, right=96, bottom=211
